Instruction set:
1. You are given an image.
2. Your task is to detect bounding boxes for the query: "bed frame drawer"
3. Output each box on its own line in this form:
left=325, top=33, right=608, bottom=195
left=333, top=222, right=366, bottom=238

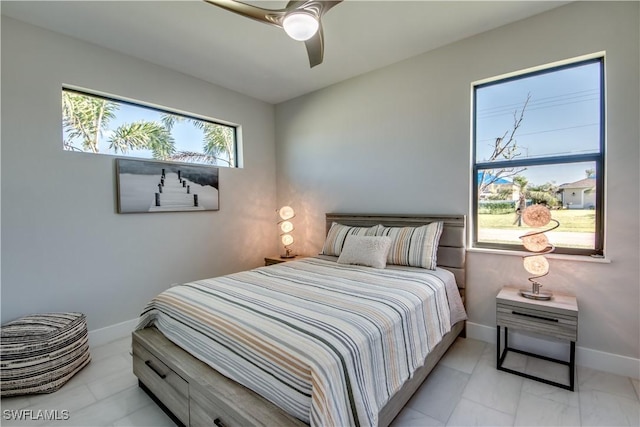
left=132, top=340, right=189, bottom=425
left=190, top=384, right=252, bottom=427
left=133, top=328, right=306, bottom=427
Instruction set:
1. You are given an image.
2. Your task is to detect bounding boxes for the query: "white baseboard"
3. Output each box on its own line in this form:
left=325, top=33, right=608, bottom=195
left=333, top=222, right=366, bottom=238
left=466, top=321, right=640, bottom=380
left=88, top=318, right=138, bottom=348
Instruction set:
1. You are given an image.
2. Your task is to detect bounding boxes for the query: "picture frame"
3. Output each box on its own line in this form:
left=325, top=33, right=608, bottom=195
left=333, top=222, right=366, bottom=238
left=116, top=158, right=219, bottom=213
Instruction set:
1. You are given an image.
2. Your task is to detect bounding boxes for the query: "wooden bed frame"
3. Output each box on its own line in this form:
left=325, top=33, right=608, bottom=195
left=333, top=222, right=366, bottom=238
left=132, top=214, right=466, bottom=427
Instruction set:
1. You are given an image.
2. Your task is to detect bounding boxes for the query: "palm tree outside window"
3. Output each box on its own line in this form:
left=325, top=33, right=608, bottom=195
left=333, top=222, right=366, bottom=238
left=62, top=88, right=238, bottom=167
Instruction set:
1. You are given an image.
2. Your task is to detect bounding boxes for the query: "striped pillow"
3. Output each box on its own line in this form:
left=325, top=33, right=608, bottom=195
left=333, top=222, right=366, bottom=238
left=377, top=222, right=444, bottom=269
left=322, top=223, right=381, bottom=256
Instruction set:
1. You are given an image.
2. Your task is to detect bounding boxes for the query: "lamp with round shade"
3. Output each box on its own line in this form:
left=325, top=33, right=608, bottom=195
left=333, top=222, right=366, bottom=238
left=277, top=206, right=296, bottom=258
left=519, top=204, right=559, bottom=300
left=521, top=231, right=550, bottom=252
left=282, top=12, right=319, bottom=41
left=278, top=206, right=295, bottom=221
left=280, top=221, right=294, bottom=234
left=522, top=204, right=552, bottom=228
left=281, top=234, right=294, bottom=247
left=523, top=255, right=550, bottom=276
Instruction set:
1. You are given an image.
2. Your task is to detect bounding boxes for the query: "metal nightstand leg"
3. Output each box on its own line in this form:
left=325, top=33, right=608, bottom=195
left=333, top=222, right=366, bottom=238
left=496, top=326, right=575, bottom=391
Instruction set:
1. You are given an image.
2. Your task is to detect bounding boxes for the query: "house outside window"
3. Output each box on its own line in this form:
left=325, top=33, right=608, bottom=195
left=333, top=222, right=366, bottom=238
left=472, top=57, right=604, bottom=256
left=62, top=88, right=239, bottom=167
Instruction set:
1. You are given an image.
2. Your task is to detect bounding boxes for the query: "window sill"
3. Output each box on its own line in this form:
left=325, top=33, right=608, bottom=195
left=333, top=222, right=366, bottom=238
left=467, top=247, right=611, bottom=264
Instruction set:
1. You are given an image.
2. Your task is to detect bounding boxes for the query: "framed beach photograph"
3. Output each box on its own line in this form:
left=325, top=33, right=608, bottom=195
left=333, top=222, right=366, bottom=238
left=116, top=159, right=219, bottom=213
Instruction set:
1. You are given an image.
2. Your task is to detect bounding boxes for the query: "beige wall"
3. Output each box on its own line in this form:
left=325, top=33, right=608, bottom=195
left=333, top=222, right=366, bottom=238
left=1, top=17, right=279, bottom=330
left=275, top=2, right=639, bottom=363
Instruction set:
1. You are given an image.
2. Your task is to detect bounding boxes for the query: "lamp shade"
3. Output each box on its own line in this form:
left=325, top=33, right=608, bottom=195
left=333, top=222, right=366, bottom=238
left=280, top=221, right=294, bottom=233
left=521, top=232, right=550, bottom=252
left=523, top=255, right=549, bottom=276
left=522, top=204, right=552, bottom=228
left=281, top=234, right=294, bottom=246
left=282, top=12, right=319, bottom=41
left=278, top=206, right=295, bottom=220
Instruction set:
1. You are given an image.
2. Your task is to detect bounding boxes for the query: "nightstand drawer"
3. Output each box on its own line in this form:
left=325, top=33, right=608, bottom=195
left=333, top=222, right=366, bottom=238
left=497, top=302, right=577, bottom=341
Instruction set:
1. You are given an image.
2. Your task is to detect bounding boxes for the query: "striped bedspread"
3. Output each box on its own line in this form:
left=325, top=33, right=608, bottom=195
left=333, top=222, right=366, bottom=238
left=137, top=257, right=464, bottom=427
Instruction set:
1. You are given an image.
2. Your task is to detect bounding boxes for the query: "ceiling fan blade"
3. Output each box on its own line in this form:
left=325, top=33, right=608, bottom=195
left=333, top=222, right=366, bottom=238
left=304, top=24, right=324, bottom=68
left=203, top=0, right=286, bottom=27
left=302, top=1, right=341, bottom=67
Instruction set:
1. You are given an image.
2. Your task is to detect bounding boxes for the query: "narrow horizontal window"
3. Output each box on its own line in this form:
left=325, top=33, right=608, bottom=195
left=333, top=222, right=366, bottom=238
left=62, top=88, right=238, bottom=167
left=472, top=58, right=604, bottom=256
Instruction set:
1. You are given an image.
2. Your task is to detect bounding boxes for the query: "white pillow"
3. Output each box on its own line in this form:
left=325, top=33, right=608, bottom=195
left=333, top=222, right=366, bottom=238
left=337, top=236, right=392, bottom=269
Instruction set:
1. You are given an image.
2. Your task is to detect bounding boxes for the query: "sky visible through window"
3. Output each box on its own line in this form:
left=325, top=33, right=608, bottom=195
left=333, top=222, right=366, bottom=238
left=475, top=61, right=600, bottom=186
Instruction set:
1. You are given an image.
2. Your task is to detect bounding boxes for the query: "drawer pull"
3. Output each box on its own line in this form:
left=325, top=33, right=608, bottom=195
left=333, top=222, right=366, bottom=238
left=214, top=418, right=226, bottom=427
left=144, top=360, right=167, bottom=379
left=512, top=311, right=558, bottom=322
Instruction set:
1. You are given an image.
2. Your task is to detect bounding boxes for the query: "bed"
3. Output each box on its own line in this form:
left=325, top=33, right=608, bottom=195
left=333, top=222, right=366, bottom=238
left=132, top=213, right=466, bottom=427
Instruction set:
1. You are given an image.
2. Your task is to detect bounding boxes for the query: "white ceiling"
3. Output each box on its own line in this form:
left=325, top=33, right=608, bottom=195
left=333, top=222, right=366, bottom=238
left=1, top=1, right=570, bottom=104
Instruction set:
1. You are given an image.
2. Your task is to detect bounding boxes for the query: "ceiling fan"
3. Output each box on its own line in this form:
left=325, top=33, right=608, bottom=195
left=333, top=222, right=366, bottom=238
left=203, top=0, right=343, bottom=68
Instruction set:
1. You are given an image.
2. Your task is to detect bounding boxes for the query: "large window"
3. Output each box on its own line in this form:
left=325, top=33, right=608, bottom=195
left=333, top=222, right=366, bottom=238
left=472, top=58, right=604, bottom=256
left=62, top=88, right=238, bottom=167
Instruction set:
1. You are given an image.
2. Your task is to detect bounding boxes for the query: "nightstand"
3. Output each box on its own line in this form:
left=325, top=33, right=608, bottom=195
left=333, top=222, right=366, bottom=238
left=496, top=286, right=578, bottom=391
left=264, top=255, right=299, bottom=266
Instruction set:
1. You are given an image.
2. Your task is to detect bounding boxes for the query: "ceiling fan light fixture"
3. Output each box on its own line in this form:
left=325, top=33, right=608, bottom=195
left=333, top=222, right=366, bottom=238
left=282, top=11, right=319, bottom=41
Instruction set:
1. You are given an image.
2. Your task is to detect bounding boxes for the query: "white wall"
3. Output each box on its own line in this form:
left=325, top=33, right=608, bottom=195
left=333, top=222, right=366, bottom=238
left=1, top=17, right=279, bottom=330
left=275, top=2, right=639, bottom=371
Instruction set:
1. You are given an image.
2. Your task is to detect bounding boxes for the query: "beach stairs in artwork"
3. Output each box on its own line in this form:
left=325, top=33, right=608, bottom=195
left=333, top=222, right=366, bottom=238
left=149, top=172, right=205, bottom=212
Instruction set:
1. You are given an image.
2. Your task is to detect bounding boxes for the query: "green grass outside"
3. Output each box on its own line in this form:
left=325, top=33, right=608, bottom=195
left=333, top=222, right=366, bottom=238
left=478, top=209, right=595, bottom=233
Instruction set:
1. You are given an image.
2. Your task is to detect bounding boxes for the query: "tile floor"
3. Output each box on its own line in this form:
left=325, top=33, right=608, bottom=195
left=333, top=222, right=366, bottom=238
left=1, top=336, right=638, bottom=426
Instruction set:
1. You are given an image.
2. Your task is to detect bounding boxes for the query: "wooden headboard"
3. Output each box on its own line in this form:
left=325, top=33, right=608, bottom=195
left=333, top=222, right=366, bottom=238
left=325, top=213, right=467, bottom=292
